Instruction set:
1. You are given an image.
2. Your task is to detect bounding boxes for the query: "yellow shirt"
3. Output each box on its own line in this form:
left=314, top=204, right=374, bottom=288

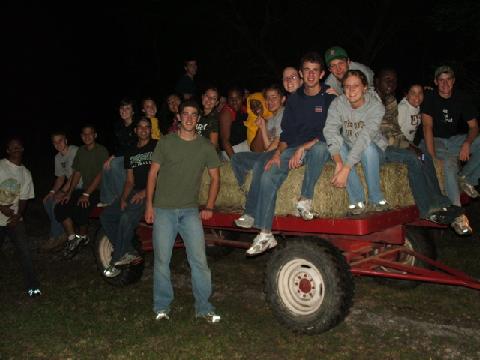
left=245, top=93, right=273, bottom=145
left=150, top=117, right=161, bottom=139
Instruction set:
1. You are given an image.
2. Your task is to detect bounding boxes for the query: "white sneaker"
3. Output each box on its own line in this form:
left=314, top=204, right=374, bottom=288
left=234, top=214, right=255, bottom=228
left=246, top=232, right=277, bottom=256
left=103, top=265, right=121, bottom=278
left=155, top=311, right=170, bottom=320
left=296, top=199, right=314, bottom=220
left=114, top=252, right=141, bottom=266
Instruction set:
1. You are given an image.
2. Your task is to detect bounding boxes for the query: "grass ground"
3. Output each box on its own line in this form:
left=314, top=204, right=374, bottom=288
left=1, top=201, right=479, bottom=359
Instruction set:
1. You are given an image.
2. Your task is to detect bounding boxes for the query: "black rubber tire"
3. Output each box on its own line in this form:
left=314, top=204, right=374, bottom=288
left=265, top=237, right=354, bottom=334
left=374, top=227, right=436, bottom=289
left=95, top=229, right=145, bottom=287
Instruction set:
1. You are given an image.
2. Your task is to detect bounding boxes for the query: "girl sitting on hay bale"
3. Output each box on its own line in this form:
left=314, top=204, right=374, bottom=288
left=323, top=69, right=389, bottom=216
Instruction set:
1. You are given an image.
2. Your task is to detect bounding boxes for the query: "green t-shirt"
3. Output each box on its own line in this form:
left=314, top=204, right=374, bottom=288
left=72, top=143, right=109, bottom=189
left=152, top=133, right=220, bottom=208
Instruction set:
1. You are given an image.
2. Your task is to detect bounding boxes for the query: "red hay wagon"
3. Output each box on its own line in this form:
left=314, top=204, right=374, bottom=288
left=93, top=203, right=480, bottom=334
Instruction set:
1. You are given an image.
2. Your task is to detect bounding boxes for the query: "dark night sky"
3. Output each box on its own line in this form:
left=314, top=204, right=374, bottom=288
left=5, top=0, right=479, bottom=165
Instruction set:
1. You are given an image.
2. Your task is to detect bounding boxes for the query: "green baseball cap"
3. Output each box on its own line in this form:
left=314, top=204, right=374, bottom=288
left=325, top=46, right=349, bottom=66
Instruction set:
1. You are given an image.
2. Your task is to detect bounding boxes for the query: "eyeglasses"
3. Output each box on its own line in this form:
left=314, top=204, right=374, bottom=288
left=283, top=75, right=299, bottom=82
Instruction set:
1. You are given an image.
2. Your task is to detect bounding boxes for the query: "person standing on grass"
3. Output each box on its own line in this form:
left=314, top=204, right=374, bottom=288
left=54, top=125, right=109, bottom=258
left=41, top=131, right=79, bottom=252
left=145, top=99, right=221, bottom=323
left=101, top=117, right=157, bottom=278
left=0, top=137, right=40, bottom=297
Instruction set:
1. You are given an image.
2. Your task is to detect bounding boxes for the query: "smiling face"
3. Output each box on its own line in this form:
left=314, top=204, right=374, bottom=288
left=406, top=85, right=424, bottom=108
left=435, top=73, right=455, bottom=98
left=202, top=89, right=219, bottom=113
left=282, top=67, right=302, bottom=93
left=344, top=74, right=367, bottom=109
left=227, top=89, right=243, bottom=112
left=179, top=105, right=199, bottom=133
left=300, top=61, right=324, bottom=90
left=328, top=58, right=349, bottom=81
left=135, top=119, right=152, bottom=141
left=119, top=104, right=134, bottom=122
left=142, top=99, right=157, bottom=118
left=264, top=88, right=284, bottom=114
left=52, top=134, right=67, bottom=153
left=80, top=127, right=96, bottom=147
left=167, top=95, right=181, bottom=113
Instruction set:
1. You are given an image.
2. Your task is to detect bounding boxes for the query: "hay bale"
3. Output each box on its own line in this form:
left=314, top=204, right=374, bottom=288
left=199, top=159, right=445, bottom=218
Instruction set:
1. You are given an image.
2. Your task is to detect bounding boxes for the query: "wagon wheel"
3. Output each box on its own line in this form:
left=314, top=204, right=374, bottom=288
left=95, top=229, right=145, bottom=287
left=374, top=227, right=436, bottom=289
left=265, top=237, right=354, bottom=334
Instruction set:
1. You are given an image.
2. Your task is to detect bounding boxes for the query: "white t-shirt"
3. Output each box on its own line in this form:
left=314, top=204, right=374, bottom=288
left=0, top=158, right=35, bottom=226
left=54, top=145, right=78, bottom=177
left=267, top=107, right=284, bottom=142
left=398, top=98, right=421, bottom=142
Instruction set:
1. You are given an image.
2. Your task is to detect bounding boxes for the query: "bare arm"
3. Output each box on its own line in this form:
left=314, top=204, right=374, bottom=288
left=459, top=119, right=479, bottom=161
left=209, top=131, right=219, bottom=150
left=43, top=175, right=66, bottom=203
left=200, top=167, right=220, bottom=221
left=422, top=113, right=436, bottom=158
left=78, top=171, right=103, bottom=208
left=219, top=111, right=234, bottom=158
left=145, top=162, right=160, bottom=223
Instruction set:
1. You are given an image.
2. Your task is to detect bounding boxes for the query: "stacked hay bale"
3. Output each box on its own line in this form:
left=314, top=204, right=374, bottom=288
left=199, top=160, right=444, bottom=218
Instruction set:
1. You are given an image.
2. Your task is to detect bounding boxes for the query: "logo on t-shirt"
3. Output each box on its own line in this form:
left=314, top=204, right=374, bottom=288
left=442, top=109, right=453, bottom=123
left=315, top=106, right=323, bottom=113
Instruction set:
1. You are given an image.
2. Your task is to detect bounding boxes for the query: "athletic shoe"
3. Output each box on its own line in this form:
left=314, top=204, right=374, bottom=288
left=27, top=288, right=42, bottom=297
left=347, top=202, right=366, bottom=216
left=427, top=206, right=463, bottom=225
left=296, top=199, right=314, bottom=220
left=103, top=265, right=121, bottom=278
left=370, top=200, right=390, bottom=212
left=451, top=214, right=473, bottom=236
left=155, top=311, right=170, bottom=320
left=458, top=175, right=479, bottom=198
left=196, top=312, right=221, bottom=323
left=234, top=214, right=254, bottom=229
left=63, top=235, right=88, bottom=258
left=114, top=252, right=141, bottom=266
left=246, top=232, right=277, bottom=256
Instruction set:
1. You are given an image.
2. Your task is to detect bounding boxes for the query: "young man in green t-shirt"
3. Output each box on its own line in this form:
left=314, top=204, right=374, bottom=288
left=54, top=125, right=109, bottom=258
left=145, top=100, right=221, bottom=323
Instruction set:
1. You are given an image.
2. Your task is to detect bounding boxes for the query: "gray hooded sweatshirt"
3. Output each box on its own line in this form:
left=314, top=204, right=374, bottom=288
left=323, top=92, right=387, bottom=167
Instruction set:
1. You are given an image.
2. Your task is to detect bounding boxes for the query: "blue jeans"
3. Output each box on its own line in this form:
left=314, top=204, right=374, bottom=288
left=340, top=143, right=384, bottom=204
left=100, top=156, right=126, bottom=204
left=383, top=146, right=451, bottom=217
left=99, top=192, right=145, bottom=263
left=253, top=142, right=329, bottom=230
left=152, top=208, right=214, bottom=315
left=43, top=196, right=64, bottom=238
left=420, top=135, right=480, bottom=206
left=231, top=151, right=274, bottom=216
